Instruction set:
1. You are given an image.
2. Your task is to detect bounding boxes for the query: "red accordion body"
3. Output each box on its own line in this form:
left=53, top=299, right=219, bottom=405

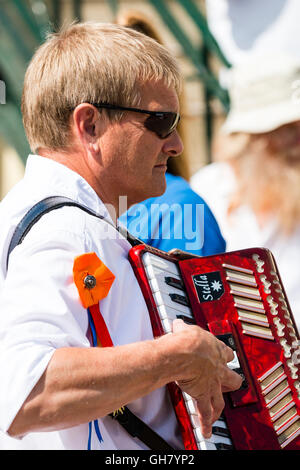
left=128, top=245, right=300, bottom=450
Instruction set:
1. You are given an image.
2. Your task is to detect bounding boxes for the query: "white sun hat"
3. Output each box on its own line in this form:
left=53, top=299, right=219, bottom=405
left=222, top=54, right=300, bottom=134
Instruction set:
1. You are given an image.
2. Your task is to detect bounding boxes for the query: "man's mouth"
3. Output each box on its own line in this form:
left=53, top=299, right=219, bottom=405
left=154, top=162, right=168, bottom=169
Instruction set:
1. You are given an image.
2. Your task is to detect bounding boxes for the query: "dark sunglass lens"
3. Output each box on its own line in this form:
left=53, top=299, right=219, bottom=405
left=144, top=113, right=179, bottom=139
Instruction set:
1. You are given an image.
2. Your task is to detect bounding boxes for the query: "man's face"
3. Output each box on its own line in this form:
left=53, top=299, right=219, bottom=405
left=97, top=80, right=183, bottom=209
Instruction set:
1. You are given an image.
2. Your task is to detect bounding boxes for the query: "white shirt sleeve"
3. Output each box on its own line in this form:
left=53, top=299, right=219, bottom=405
left=0, top=228, right=90, bottom=433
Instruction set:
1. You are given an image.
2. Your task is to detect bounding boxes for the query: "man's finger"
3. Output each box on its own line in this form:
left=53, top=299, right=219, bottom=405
left=216, top=339, right=235, bottom=363
left=172, top=318, right=188, bottom=333
left=196, top=396, right=213, bottom=439
left=211, top=388, right=225, bottom=424
left=221, top=366, right=243, bottom=391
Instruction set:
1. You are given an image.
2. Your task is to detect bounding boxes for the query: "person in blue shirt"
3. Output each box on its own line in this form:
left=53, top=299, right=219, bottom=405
left=119, top=169, right=226, bottom=256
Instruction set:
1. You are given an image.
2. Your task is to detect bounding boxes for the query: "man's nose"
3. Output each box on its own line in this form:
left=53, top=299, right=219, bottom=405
left=162, top=130, right=184, bottom=157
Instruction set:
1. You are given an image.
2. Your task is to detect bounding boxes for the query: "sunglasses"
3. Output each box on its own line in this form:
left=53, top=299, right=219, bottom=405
left=90, top=103, right=180, bottom=139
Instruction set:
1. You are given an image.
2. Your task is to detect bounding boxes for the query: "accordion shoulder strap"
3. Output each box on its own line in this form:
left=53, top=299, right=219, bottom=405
left=6, top=196, right=174, bottom=450
left=6, top=196, right=141, bottom=269
left=109, top=408, right=174, bottom=450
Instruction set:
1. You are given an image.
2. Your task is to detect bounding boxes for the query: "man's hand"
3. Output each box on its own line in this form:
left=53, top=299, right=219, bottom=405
left=171, top=319, right=243, bottom=439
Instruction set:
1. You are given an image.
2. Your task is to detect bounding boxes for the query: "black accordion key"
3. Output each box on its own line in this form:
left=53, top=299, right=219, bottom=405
left=176, top=314, right=197, bottom=325
left=212, top=426, right=231, bottom=438
left=169, top=293, right=190, bottom=307
left=215, top=442, right=234, bottom=450
left=164, top=276, right=185, bottom=290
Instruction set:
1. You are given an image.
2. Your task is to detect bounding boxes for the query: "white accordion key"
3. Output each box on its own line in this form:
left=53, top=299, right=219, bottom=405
left=143, top=252, right=180, bottom=276
left=148, top=272, right=183, bottom=295
left=143, top=252, right=195, bottom=324
left=145, top=263, right=178, bottom=284
left=161, top=318, right=172, bottom=334
left=227, top=350, right=240, bottom=370
left=156, top=298, right=194, bottom=324
left=157, top=304, right=194, bottom=322
left=141, top=250, right=234, bottom=449
left=196, top=437, right=218, bottom=451
left=183, top=392, right=198, bottom=413
left=194, top=427, right=232, bottom=450
left=194, top=417, right=233, bottom=450
left=182, top=392, right=233, bottom=450
left=190, top=413, right=201, bottom=428
left=153, top=290, right=191, bottom=315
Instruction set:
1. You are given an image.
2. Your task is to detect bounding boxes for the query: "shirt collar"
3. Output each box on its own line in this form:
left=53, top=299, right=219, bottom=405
left=25, top=154, right=115, bottom=224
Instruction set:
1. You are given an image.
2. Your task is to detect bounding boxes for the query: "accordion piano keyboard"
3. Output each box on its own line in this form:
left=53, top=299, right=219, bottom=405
left=142, top=251, right=234, bottom=450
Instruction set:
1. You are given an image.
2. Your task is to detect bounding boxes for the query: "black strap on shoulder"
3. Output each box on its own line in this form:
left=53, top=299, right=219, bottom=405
left=7, top=196, right=101, bottom=269
left=6, top=196, right=141, bottom=270
left=6, top=196, right=174, bottom=450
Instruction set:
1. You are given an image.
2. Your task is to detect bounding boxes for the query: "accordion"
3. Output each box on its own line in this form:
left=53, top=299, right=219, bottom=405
left=128, top=244, right=300, bottom=450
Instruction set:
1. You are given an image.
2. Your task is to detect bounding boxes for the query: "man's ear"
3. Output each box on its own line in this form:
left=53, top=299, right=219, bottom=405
left=72, top=104, right=101, bottom=144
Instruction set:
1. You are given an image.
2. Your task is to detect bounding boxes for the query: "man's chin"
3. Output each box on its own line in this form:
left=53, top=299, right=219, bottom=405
left=137, top=180, right=167, bottom=204
left=151, top=176, right=167, bottom=198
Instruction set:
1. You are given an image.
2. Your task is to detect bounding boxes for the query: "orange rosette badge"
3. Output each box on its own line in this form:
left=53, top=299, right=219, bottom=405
left=73, top=252, right=115, bottom=308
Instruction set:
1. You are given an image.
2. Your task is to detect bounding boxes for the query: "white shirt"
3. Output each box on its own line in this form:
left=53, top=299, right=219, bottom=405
left=191, top=162, right=300, bottom=334
left=0, top=154, right=182, bottom=450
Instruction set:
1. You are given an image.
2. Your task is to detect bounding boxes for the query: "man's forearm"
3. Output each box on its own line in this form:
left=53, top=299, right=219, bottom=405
left=8, top=335, right=178, bottom=437
left=8, top=321, right=242, bottom=440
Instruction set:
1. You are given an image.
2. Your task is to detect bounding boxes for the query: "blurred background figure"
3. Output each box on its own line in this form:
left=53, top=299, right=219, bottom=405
left=205, top=0, right=300, bottom=104
left=117, top=10, right=226, bottom=256
left=191, top=55, right=300, bottom=332
left=205, top=0, right=300, bottom=66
